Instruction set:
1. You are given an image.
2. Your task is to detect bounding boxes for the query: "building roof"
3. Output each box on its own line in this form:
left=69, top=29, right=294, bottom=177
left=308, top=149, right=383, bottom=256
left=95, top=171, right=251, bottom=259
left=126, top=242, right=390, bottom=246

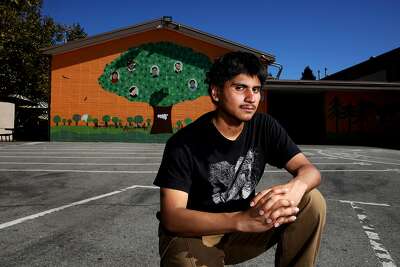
left=322, top=47, right=400, bottom=81
left=42, top=17, right=276, bottom=63
left=266, top=79, right=400, bottom=92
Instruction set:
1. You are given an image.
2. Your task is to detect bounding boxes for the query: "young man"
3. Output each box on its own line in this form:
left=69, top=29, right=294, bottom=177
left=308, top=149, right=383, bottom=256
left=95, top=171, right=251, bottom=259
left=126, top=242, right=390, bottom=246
left=154, top=51, right=326, bottom=267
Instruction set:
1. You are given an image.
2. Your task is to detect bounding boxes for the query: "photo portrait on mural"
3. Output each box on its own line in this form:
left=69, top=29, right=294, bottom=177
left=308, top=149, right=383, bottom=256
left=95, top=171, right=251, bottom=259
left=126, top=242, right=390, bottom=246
left=111, top=71, right=119, bottom=83
left=174, top=61, right=183, bottom=73
left=129, top=86, right=139, bottom=98
left=127, top=59, right=136, bottom=72
left=188, top=79, right=198, bottom=91
left=150, top=65, right=160, bottom=77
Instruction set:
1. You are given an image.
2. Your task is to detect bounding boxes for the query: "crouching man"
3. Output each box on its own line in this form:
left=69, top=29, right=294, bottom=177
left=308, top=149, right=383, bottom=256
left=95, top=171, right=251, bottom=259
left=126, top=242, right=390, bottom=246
left=154, top=51, right=326, bottom=267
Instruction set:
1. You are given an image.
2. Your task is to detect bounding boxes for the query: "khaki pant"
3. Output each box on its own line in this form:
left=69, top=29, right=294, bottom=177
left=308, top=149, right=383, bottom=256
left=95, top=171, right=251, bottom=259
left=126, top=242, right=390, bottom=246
left=158, top=189, right=326, bottom=267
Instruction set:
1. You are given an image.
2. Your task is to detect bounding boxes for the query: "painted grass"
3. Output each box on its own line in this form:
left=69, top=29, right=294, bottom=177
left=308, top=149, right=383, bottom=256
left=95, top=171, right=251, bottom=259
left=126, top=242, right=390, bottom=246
left=51, top=126, right=172, bottom=143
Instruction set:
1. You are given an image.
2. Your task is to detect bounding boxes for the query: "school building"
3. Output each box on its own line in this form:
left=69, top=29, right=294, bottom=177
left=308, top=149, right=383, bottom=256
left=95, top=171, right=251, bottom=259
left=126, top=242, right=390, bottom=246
left=42, top=17, right=400, bottom=148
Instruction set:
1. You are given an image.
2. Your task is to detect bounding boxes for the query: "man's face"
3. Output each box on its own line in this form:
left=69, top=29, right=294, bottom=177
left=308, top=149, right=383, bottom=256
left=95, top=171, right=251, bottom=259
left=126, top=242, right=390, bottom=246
left=213, top=74, right=261, bottom=122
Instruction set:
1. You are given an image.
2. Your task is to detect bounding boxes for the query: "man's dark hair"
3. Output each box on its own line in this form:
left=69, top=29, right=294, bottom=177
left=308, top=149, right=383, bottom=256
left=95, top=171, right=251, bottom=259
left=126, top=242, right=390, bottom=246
left=205, top=51, right=267, bottom=99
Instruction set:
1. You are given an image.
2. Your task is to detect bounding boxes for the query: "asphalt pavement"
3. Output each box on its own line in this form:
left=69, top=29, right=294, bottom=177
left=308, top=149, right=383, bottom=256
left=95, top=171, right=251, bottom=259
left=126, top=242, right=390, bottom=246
left=0, top=142, right=399, bottom=266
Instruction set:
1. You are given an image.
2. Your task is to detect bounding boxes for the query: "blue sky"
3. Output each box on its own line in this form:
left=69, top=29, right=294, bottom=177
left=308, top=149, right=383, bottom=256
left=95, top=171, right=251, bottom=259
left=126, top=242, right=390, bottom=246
left=42, top=0, right=400, bottom=80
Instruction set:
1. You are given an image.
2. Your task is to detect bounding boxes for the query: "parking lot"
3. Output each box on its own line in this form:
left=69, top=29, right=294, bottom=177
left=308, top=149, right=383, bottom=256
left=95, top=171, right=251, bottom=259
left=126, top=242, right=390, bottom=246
left=0, top=142, right=399, bottom=266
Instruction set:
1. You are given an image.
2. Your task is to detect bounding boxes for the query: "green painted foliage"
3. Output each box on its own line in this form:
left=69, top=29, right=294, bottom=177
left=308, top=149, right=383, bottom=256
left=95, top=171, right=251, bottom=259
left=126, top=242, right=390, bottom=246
left=72, top=114, right=81, bottom=125
left=184, top=118, right=193, bottom=126
left=98, top=42, right=212, bottom=107
left=53, top=115, right=61, bottom=125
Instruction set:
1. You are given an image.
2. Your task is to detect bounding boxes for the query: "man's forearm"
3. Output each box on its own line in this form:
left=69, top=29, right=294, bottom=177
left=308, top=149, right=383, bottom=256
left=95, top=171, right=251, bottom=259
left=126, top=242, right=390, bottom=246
left=161, top=208, right=241, bottom=237
left=292, top=164, right=321, bottom=193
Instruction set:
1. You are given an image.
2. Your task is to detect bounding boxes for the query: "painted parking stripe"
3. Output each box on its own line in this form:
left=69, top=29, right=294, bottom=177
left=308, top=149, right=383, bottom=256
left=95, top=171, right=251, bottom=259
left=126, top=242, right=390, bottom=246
left=318, top=150, right=400, bottom=166
left=0, top=151, right=163, bottom=155
left=0, top=148, right=164, bottom=151
left=313, top=162, right=371, bottom=165
left=348, top=202, right=397, bottom=267
left=0, top=162, right=161, bottom=166
left=0, top=185, right=159, bottom=230
left=0, top=169, right=398, bottom=174
left=0, top=156, right=162, bottom=159
left=328, top=199, right=391, bottom=207
left=0, top=162, right=368, bottom=166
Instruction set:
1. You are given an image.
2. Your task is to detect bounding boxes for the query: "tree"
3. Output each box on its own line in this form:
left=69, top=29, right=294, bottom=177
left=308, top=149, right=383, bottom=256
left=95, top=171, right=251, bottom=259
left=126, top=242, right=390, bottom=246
left=98, top=42, right=211, bottom=134
left=127, top=117, right=134, bottom=127
left=53, top=115, right=61, bottom=126
left=102, top=115, right=110, bottom=127
left=146, top=118, right=152, bottom=128
left=67, top=119, right=72, bottom=126
left=0, top=0, right=87, bottom=103
left=72, top=114, right=81, bottom=126
left=63, top=23, right=87, bottom=42
left=112, top=116, right=120, bottom=128
left=133, top=115, right=144, bottom=128
left=301, top=66, right=316, bottom=80
left=184, top=118, right=192, bottom=126
left=176, top=120, right=183, bottom=129
left=62, top=118, right=67, bottom=126
left=328, top=96, right=343, bottom=133
left=92, top=118, right=98, bottom=127
left=343, top=103, right=357, bottom=133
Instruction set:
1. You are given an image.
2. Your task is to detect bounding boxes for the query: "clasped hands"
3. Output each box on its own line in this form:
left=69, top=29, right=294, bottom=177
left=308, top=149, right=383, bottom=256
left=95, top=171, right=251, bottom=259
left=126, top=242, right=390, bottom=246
left=238, top=180, right=307, bottom=232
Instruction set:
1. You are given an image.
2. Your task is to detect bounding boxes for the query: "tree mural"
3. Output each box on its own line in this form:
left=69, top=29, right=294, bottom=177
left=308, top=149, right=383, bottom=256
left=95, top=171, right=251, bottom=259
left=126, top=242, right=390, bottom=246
left=184, top=117, right=193, bottom=126
left=102, top=115, right=110, bottom=127
left=53, top=115, right=61, bottom=126
left=112, top=116, right=120, bottom=128
left=98, top=42, right=212, bottom=134
left=133, top=115, right=144, bottom=128
left=343, top=103, right=357, bottom=133
left=328, top=96, right=343, bottom=133
left=72, top=114, right=81, bottom=126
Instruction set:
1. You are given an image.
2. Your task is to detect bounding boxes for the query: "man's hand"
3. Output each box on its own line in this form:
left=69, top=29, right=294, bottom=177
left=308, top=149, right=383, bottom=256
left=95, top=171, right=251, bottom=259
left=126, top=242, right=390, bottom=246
left=250, top=180, right=307, bottom=227
left=248, top=153, right=321, bottom=228
left=236, top=194, right=298, bottom=232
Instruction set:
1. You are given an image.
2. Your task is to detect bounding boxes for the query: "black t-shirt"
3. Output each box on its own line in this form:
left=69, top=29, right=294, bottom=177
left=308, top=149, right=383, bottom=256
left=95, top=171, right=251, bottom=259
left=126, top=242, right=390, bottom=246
left=153, top=111, right=301, bottom=213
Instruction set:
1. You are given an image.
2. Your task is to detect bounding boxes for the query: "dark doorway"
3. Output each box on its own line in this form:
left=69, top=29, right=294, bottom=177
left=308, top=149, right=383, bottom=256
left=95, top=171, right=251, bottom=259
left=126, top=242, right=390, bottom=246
left=267, top=91, right=326, bottom=144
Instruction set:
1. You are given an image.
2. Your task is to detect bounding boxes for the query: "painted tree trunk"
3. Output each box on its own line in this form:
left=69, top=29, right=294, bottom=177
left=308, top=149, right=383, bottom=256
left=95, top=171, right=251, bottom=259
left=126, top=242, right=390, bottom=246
left=151, top=106, right=173, bottom=134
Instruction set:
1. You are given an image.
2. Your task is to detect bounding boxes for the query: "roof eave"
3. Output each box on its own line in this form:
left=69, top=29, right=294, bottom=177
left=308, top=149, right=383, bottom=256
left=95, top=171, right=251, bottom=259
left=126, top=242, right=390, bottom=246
left=266, top=80, right=400, bottom=91
left=41, top=17, right=276, bottom=63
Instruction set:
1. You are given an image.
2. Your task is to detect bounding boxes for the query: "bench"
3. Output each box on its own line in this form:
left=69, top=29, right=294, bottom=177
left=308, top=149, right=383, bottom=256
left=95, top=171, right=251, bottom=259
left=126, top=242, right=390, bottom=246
left=0, top=128, right=14, bottom=142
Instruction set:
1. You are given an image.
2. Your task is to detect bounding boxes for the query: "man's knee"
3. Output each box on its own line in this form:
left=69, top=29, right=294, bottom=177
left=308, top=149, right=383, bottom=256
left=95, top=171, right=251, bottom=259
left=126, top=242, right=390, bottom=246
left=300, top=189, right=326, bottom=224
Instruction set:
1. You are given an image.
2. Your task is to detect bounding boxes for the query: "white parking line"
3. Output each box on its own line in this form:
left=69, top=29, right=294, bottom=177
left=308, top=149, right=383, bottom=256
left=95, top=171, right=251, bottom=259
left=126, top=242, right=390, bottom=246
left=0, top=169, right=158, bottom=174
left=0, top=185, right=159, bottom=231
left=0, top=169, right=398, bottom=174
left=0, top=148, right=164, bottom=151
left=0, top=156, right=161, bottom=159
left=0, top=162, right=160, bottom=166
left=0, top=152, right=163, bottom=155
left=0, top=162, right=367, bottom=166
left=327, top=199, right=391, bottom=207
left=349, top=202, right=397, bottom=267
left=318, top=150, right=400, bottom=166
left=313, top=162, right=371, bottom=165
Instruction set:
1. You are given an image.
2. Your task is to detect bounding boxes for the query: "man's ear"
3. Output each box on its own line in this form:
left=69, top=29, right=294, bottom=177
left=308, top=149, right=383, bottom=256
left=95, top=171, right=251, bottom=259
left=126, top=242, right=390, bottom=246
left=211, top=85, right=220, bottom=102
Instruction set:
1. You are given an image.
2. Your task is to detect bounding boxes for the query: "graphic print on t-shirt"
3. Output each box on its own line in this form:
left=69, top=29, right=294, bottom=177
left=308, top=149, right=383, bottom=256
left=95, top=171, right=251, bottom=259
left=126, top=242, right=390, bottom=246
left=209, top=149, right=263, bottom=204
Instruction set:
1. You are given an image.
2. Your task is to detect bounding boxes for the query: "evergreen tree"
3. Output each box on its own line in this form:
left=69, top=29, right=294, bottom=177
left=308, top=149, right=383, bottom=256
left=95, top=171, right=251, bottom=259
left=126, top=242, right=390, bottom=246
left=301, top=66, right=316, bottom=80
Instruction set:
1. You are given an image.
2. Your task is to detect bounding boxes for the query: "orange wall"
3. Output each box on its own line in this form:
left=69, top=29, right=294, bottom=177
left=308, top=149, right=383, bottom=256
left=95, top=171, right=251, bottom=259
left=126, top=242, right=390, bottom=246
left=50, top=29, right=233, bottom=127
